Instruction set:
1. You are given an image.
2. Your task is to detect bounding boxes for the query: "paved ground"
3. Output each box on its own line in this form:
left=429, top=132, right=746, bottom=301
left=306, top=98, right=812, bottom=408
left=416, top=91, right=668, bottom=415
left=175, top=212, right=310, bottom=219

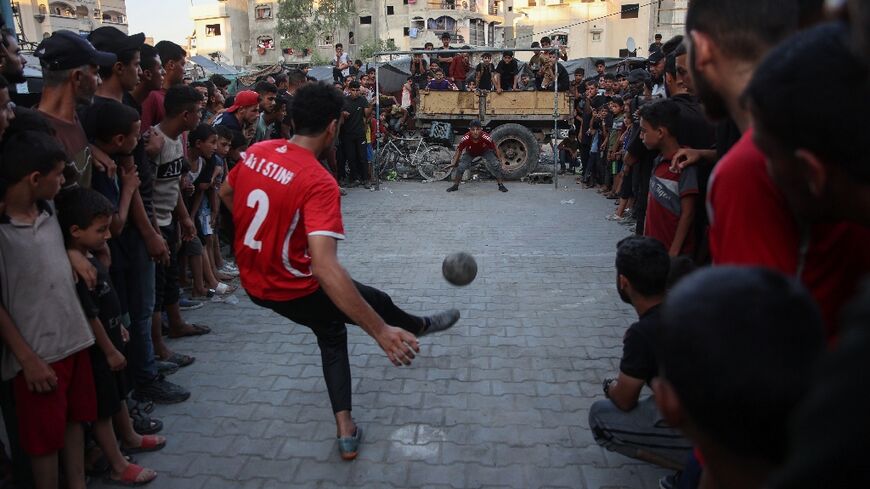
left=94, top=179, right=670, bottom=489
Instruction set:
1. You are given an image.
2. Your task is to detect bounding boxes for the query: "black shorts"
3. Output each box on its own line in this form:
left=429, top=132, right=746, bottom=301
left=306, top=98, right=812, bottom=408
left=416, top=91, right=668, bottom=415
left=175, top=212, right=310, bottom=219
left=88, top=325, right=129, bottom=419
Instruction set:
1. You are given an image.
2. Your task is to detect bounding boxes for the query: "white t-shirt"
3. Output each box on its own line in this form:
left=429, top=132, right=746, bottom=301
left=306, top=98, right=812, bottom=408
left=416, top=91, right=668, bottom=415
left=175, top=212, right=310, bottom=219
left=334, top=53, right=350, bottom=77
left=152, top=125, right=185, bottom=227
left=401, top=87, right=413, bottom=109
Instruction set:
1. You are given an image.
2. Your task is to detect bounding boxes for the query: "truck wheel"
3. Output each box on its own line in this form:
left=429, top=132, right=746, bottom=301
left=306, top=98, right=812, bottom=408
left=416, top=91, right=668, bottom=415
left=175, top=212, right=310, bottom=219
left=489, top=124, right=540, bottom=180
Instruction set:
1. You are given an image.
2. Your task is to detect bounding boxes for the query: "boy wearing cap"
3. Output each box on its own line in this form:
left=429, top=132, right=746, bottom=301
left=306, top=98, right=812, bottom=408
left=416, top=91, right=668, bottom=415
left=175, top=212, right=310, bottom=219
left=647, top=50, right=667, bottom=99
left=213, top=90, right=260, bottom=137
left=34, top=30, right=118, bottom=189
left=446, top=120, right=508, bottom=193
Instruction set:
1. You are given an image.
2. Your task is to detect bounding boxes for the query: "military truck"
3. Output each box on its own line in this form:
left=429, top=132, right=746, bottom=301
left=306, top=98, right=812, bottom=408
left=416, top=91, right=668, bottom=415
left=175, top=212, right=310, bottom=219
left=414, top=89, right=573, bottom=180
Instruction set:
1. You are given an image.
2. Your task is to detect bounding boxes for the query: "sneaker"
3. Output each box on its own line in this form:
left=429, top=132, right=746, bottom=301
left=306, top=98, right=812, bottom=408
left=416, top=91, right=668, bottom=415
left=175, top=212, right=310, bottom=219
left=498, top=183, right=508, bottom=193
left=178, top=298, right=203, bottom=311
left=133, top=376, right=190, bottom=404
left=420, top=309, right=461, bottom=337
left=446, top=185, right=459, bottom=192
left=605, top=213, right=622, bottom=221
left=338, top=425, right=363, bottom=461
left=218, top=265, right=239, bottom=277
left=155, top=360, right=179, bottom=376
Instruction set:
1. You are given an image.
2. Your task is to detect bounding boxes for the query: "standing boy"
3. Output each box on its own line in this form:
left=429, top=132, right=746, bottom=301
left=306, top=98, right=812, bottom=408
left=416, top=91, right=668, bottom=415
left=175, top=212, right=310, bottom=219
left=638, top=100, right=698, bottom=256
left=0, top=131, right=96, bottom=489
left=474, top=53, right=496, bottom=91
left=445, top=120, right=508, bottom=193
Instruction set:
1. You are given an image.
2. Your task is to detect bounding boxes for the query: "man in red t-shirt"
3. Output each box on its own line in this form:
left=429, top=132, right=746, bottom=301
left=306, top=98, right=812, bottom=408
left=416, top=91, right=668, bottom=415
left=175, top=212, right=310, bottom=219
left=446, top=119, right=508, bottom=193
left=219, top=83, right=460, bottom=461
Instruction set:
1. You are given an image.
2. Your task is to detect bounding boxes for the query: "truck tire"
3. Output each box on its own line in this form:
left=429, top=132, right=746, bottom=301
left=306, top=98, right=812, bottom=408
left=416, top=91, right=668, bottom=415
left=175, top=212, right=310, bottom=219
left=489, top=123, right=540, bottom=180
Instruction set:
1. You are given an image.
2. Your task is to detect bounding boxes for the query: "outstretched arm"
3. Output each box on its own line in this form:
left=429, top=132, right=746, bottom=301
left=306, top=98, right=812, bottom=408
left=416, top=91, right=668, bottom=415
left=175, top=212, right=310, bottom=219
left=309, top=236, right=420, bottom=366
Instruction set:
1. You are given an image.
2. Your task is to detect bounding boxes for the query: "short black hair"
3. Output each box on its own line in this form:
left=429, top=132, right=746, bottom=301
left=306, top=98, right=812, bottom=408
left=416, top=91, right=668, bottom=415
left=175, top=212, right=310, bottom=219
left=286, top=69, right=306, bottom=88
left=661, top=35, right=683, bottom=56
left=348, top=80, right=360, bottom=89
left=55, top=186, right=115, bottom=244
left=97, top=46, right=140, bottom=80
left=189, top=123, right=217, bottom=147
left=610, top=95, right=624, bottom=106
left=254, top=81, right=278, bottom=95
left=164, top=84, right=203, bottom=118
left=573, top=68, right=585, bottom=75
left=85, top=100, right=141, bottom=143
left=0, top=130, right=67, bottom=185
left=291, top=83, right=344, bottom=136
left=685, top=0, right=798, bottom=62
left=273, top=73, right=288, bottom=86
left=603, top=73, right=616, bottom=81
left=615, top=236, right=669, bottom=297
left=659, top=267, right=824, bottom=464
left=209, top=73, right=231, bottom=88
left=214, top=125, right=233, bottom=141
left=540, top=36, right=551, bottom=45
left=638, top=99, right=680, bottom=136
left=335, top=43, right=343, bottom=49
left=594, top=59, right=605, bottom=67
left=503, top=50, right=514, bottom=57
left=155, top=41, right=186, bottom=66
left=139, top=44, right=160, bottom=73
left=229, top=129, right=247, bottom=150
left=666, top=256, right=696, bottom=290
left=746, top=22, right=869, bottom=183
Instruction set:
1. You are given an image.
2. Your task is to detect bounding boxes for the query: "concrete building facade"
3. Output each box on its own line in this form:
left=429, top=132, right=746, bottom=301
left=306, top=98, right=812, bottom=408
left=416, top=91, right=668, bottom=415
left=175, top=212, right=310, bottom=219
left=186, top=0, right=685, bottom=69
left=11, top=0, right=128, bottom=48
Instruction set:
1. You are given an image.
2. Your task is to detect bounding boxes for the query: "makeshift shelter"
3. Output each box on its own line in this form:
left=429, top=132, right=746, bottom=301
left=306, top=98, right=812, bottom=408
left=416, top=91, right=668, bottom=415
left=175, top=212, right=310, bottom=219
left=188, top=55, right=243, bottom=80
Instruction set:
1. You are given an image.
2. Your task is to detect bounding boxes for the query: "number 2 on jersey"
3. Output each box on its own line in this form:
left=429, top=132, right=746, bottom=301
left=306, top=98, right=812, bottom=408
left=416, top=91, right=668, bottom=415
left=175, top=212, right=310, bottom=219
left=243, top=189, right=269, bottom=250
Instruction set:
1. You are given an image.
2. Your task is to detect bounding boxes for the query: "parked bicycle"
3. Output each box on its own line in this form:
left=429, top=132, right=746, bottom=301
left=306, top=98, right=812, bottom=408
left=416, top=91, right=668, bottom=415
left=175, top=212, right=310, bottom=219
left=374, top=133, right=454, bottom=182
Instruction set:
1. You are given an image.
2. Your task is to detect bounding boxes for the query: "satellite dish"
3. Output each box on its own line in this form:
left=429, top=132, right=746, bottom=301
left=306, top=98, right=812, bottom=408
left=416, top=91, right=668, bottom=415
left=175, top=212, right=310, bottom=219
left=626, top=37, right=636, bottom=53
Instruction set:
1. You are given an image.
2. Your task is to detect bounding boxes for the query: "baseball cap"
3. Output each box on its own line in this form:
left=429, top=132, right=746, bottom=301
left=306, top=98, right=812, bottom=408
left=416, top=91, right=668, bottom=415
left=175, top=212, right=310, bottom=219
left=88, top=26, right=146, bottom=55
left=628, top=68, right=651, bottom=84
left=648, top=50, right=666, bottom=64
left=226, top=90, right=259, bottom=113
left=469, top=119, right=482, bottom=128
left=35, top=30, right=117, bottom=71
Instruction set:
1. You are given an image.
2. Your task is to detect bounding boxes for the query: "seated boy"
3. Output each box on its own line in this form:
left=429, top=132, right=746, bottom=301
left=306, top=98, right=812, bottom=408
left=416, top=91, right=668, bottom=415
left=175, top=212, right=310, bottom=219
left=0, top=130, right=95, bottom=489
left=425, top=69, right=458, bottom=91
left=637, top=100, right=698, bottom=256
left=56, top=187, right=163, bottom=486
left=588, top=237, right=691, bottom=470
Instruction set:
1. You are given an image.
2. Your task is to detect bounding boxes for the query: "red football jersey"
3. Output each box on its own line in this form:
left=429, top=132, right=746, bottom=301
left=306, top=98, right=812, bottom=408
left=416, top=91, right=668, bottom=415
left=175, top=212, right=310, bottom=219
left=227, top=141, right=344, bottom=301
left=457, top=132, right=496, bottom=157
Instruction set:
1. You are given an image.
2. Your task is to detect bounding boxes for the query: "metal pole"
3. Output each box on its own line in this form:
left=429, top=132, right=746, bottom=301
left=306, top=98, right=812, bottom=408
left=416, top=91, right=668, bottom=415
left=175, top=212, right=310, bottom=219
left=553, top=64, right=559, bottom=190
left=374, top=62, right=381, bottom=191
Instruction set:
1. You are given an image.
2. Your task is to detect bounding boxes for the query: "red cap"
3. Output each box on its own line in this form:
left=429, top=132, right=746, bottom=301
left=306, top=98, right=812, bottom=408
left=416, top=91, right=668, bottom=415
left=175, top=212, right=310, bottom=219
left=227, top=90, right=260, bottom=113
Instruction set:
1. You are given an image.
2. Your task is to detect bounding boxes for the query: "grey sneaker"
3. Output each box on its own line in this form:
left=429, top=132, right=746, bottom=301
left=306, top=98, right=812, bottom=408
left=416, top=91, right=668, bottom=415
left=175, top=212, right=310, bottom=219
left=338, top=425, right=363, bottom=461
left=420, top=309, right=460, bottom=337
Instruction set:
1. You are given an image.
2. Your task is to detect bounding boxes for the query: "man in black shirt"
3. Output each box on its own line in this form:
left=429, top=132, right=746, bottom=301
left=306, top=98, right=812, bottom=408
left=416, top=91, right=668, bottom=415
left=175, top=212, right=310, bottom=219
left=588, top=236, right=691, bottom=470
left=494, top=51, right=519, bottom=93
left=436, top=32, right=454, bottom=75
left=338, top=81, right=371, bottom=187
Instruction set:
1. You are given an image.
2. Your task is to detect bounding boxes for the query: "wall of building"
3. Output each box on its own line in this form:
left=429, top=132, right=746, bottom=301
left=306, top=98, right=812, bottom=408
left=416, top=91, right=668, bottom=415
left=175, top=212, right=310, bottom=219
left=189, top=0, right=250, bottom=67
left=13, top=0, right=128, bottom=48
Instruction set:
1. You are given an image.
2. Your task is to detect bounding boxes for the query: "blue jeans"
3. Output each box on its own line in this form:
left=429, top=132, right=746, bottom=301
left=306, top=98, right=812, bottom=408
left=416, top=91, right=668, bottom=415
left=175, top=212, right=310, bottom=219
left=111, top=230, right=157, bottom=385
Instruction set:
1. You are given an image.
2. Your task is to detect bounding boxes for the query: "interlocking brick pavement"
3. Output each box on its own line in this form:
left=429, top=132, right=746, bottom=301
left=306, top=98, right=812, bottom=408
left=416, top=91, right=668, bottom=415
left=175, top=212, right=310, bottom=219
left=91, top=180, right=671, bottom=489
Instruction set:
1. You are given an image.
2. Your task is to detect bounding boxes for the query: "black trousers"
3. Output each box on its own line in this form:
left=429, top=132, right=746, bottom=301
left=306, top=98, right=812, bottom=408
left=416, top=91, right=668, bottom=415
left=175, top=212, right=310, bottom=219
left=339, top=135, right=368, bottom=183
left=250, top=281, right=425, bottom=413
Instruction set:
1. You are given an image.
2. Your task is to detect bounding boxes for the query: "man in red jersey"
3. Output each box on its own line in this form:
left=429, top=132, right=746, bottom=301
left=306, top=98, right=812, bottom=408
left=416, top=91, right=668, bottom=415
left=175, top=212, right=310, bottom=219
left=677, top=0, right=870, bottom=335
left=446, top=119, right=508, bottom=193
left=219, top=83, right=460, bottom=461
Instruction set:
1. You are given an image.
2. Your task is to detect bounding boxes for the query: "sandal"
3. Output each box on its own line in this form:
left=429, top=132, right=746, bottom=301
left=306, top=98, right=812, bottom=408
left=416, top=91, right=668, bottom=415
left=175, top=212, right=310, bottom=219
left=338, top=425, right=363, bottom=461
left=160, top=352, right=195, bottom=368
left=213, top=282, right=236, bottom=295
left=104, top=463, right=157, bottom=486
left=122, top=435, right=166, bottom=455
left=167, top=323, right=211, bottom=339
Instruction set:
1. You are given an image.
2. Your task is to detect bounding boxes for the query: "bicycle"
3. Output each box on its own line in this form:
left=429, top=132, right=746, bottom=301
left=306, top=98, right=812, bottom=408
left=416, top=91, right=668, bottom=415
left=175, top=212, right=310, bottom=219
left=374, top=134, right=454, bottom=182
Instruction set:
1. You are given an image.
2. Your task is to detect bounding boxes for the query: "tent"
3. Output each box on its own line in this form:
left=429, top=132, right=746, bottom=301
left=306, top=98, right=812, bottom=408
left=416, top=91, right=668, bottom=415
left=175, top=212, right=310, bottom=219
left=188, top=55, right=243, bottom=79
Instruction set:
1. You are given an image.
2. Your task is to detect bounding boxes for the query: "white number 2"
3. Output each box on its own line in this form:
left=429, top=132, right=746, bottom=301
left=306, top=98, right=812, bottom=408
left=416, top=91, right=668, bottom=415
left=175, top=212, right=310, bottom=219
left=243, top=189, right=269, bottom=251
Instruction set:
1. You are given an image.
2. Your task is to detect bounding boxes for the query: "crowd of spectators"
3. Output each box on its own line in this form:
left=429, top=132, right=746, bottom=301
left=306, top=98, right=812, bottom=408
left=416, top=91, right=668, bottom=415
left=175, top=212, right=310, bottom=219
left=581, top=1, right=870, bottom=488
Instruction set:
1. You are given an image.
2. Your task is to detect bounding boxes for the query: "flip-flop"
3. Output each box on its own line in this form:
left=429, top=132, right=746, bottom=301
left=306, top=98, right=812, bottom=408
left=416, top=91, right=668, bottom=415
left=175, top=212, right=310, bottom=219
left=168, top=323, right=211, bottom=339
left=103, top=463, right=157, bottom=486
left=161, top=352, right=195, bottom=367
left=213, top=282, right=236, bottom=295
left=122, top=435, right=166, bottom=455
